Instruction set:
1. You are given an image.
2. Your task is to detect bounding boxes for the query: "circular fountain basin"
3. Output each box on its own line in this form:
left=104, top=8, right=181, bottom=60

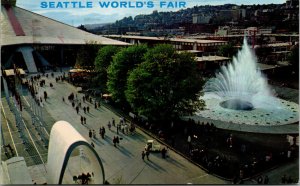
left=186, top=93, right=299, bottom=134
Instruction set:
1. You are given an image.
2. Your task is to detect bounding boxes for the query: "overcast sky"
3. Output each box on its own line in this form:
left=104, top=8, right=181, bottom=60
left=17, top=0, right=285, bottom=26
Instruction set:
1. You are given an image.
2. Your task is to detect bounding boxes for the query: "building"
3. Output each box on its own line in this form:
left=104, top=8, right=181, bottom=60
left=192, top=14, right=212, bottom=24
left=215, top=8, right=246, bottom=22
left=1, top=1, right=129, bottom=73
left=104, top=35, right=228, bottom=52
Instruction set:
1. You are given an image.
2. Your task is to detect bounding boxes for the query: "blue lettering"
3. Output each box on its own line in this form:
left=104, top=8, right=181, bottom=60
left=136, top=1, right=143, bottom=8
left=179, top=1, right=186, bottom=8
left=160, top=1, right=186, bottom=8
left=56, top=2, right=63, bottom=8
left=79, top=2, right=85, bottom=8
left=40, top=2, right=47, bottom=8
left=87, top=2, right=93, bottom=8
left=120, top=2, right=127, bottom=8
left=49, top=2, right=55, bottom=8
left=128, top=1, right=135, bottom=8
left=147, top=1, right=154, bottom=8
left=160, top=1, right=166, bottom=7
left=63, top=2, right=70, bottom=7
left=71, top=2, right=77, bottom=8
left=111, top=1, right=118, bottom=8
left=99, top=1, right=110, bottom=8
left=167, top=2, right=174, bottom=8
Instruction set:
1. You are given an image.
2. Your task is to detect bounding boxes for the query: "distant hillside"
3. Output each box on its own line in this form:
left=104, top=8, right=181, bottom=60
left=87, top=3, right=298, bottom=36
left=84, top=23, right=112, bottom=30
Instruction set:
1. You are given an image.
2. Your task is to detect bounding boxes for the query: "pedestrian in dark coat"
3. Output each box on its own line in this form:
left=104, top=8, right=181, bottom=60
left=89, top=130, right=92, bottom=138
left=145, top=150, right=150, bottom=160
left=76, top=106, right=79, bottom=114
left=113, top=136, right=117, bottom=147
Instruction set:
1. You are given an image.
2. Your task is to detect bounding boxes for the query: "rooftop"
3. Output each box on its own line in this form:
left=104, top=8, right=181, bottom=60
left=195, top=56, right=230, bottom=62
left=1, top=5, right=129, bottom=46
left=104, top=35, right=228, bottom=44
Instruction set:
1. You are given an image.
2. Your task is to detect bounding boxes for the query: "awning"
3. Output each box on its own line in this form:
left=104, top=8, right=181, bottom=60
left=4, top=69, right=15, bottom=76
left=102, top=94, right=112, bottom=98
left=17, top=68, right=26, bottom=75
left=69, top=69, right=86, bottom=73
left=4, top=68, right=26, bottom=76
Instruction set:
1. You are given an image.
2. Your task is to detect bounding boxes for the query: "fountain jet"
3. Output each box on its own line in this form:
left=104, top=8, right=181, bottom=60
left=204, top=38, right=280, bottom=110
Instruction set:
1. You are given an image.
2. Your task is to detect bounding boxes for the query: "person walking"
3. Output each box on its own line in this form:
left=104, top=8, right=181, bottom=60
left=100, top=129, right=104, bottom=139
left=187, top=135, right=192, bottom=151
left=83, top=117, right=86, bottom=124
left=87, top=106, right=90, bottom=113
left=88, top=130, right=92, bottom=138
left=83, top=107, right=86, bottom=114
left=142, top=151, right=145, bottom=160
left=112, top=118, right=115, bottom=127
left=161, top=147, right=167, bottom=159
left=80, top=116, right=83, bottom=124
left=108, top=121, right=111, bottom=131
left=76, top=106, right=79, bottom=114
left=145, top=150, right=150, bottom=160
left=113, top=136, right=117, bottom=147
left=102, top=126, right=106, bottom=136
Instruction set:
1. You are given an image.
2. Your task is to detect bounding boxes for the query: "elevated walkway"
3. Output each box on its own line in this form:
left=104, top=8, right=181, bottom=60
left=16, top=46, right=38, bottom=73
left=1, top=157, right=32, bottom=184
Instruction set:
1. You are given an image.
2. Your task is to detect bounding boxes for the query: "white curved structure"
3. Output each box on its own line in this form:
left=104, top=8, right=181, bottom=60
left=47, top=121, right=105, bottom=184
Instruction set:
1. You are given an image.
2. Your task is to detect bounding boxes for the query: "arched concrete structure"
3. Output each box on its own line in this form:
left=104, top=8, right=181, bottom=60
left=47, top=121, right=105, bottom=184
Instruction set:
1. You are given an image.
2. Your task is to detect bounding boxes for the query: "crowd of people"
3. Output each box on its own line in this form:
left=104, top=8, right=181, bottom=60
left=131, top=117, right=298, bottom=181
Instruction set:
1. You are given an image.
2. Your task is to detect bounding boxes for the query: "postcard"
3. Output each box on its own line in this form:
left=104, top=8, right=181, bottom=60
left=1, top=0, right=299, bottom=184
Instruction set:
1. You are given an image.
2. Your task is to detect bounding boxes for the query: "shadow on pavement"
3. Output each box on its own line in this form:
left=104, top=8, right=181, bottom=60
left=117, top=145, right=134, bottom=157
left=144, top=159, right=166, bottom=172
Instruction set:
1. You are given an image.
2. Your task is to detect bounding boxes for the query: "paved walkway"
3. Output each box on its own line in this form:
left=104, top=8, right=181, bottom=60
left=22, top=72, right=228, bottom=184
left=243, top=158, right=299, bottom=184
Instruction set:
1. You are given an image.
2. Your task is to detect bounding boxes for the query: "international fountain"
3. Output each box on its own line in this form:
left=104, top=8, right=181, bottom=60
left=188, top=38, right=299, bottom=134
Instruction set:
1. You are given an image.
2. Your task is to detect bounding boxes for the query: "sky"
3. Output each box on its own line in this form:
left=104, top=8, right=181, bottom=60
left=16, top=0, right=286, bottom=26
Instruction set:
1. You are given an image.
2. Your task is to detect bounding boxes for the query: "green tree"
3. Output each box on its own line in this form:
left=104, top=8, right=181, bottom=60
left=75, top=41, right=100, bottom=70
left=125, top=44, right=205, bottom=122
left=107, top=44, right=148, bottom=106
left=217, top=43, right=237, bottom=58
left=93, top=45, right=121, bottom=91
left=288, top=44, right=299, bottom=74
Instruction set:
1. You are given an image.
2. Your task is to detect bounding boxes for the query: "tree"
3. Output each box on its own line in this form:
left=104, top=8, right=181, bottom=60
left=107, top=44, right=148, bottom=106
left=93, top=45, right=121, bottom=91
left=75, top=42, right=100, bottom=70
left=125, top=44, right=205, bottom=122
left=288, top=44, right=299, bottom=74
left=217, top=43, right=237, bottom=58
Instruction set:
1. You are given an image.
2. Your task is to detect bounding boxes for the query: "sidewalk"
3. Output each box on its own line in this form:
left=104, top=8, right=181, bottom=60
left=23, top=71, right=228, bottom=184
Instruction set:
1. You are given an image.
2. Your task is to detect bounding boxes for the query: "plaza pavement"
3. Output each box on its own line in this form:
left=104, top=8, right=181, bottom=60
left=23, top=71, right=228, bottom=184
